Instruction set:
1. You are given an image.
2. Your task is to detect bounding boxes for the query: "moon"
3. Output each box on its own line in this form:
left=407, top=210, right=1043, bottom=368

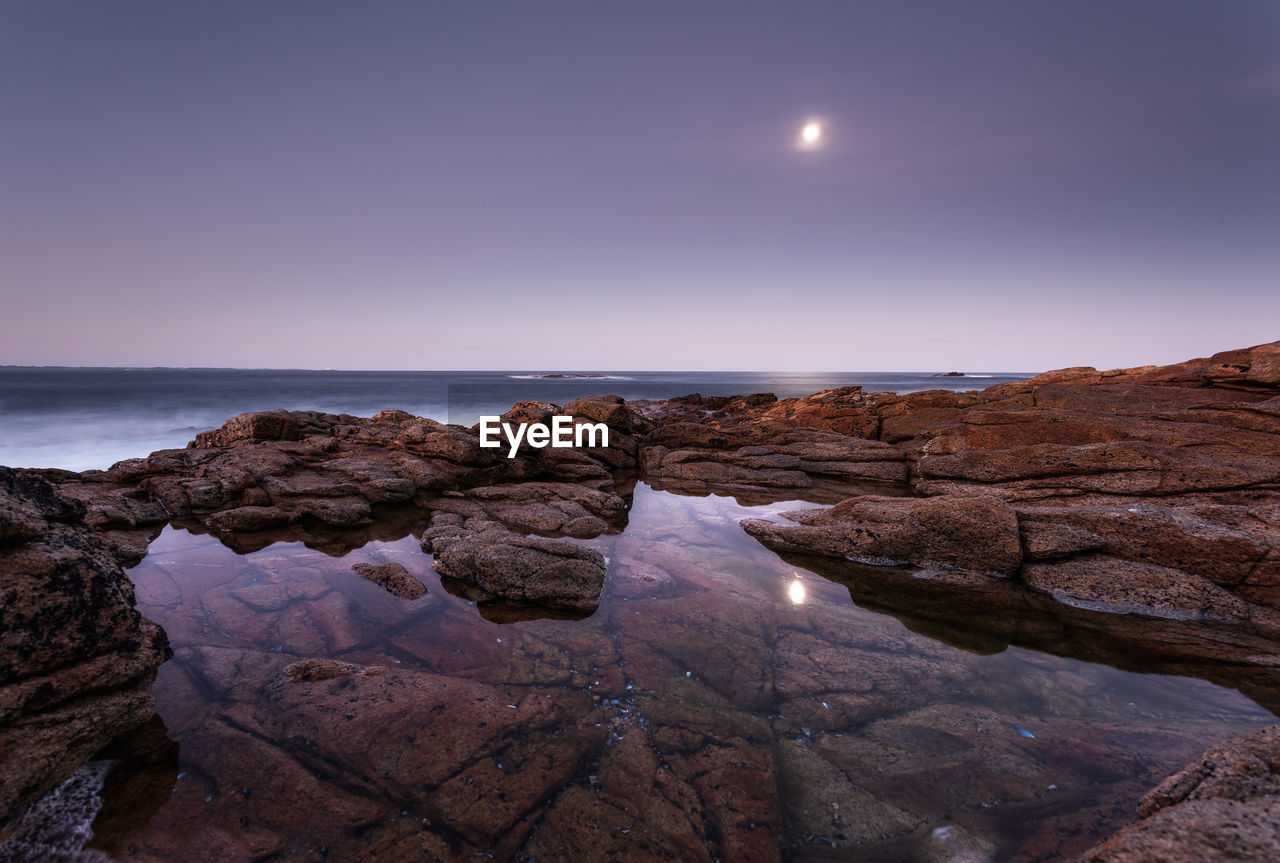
left=796, top=120, right=824, bottom=150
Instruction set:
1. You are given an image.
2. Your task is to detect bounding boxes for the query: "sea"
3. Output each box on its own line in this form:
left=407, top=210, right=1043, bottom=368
left=0, top=367, right=1031, bottom=472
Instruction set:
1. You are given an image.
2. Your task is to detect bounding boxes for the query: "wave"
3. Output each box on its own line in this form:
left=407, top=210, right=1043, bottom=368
left=506, top=374, right=636, bottom=381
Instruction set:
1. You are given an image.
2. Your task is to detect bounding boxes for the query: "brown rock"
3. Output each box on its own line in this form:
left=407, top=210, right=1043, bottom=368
left=563, top=394, right=632, bottom=429
left=878, top=391, right=972, bottom=442
left=1078, top=727, right=1280, bottom=862
left=641, top=446, right=812, bottom=489
left=1140, top=726, right=1280, bottom=814
left=918, top=440, right=1280, bottom=498
left=500, top=400, right=561, bottom=427
left=0, top=468, right=169, bottom=829
left=189, top=410, right=302, bottom=448
left=743, top=493, right=1023, bottom=574
left=1018, top=555, right=1258, bottom=623
left=207, top=505, right=295, bottom=532
left=428, top=481, right=622, bottom=537
left=1077, top=798, right=1280, bottom=863
left=283, top=658, right=357, bottom=681
left=427, top=516, right=606, bottom=611
left=351, top=561, right=428, bottom=599
left=1016, top=503, right=1277, bottom=599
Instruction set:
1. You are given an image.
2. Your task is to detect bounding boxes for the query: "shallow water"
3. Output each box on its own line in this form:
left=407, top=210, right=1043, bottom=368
left=90, top=483, right=1273, bottom=862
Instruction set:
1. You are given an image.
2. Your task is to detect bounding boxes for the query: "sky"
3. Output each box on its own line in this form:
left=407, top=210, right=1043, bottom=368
left=2, top=1, right=1278, bottom=372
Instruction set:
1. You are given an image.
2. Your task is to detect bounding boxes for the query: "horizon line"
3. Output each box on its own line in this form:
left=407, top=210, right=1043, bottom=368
left=0, top=364, right=1038, bottom=376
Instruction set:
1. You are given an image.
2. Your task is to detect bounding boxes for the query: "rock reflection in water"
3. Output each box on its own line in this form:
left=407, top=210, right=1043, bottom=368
left=101, top=483, right=1274, bottom=862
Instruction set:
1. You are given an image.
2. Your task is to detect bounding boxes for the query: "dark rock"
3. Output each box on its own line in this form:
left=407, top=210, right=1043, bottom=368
left=0, top=469, right=169, bottom=834
left=207, top=505, right=295, bottom=532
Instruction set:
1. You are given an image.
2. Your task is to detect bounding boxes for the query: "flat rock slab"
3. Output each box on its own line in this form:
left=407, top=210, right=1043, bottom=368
left=424, top=514, right=606, bottom=612
left=742, top=494, right=1023, bottom=575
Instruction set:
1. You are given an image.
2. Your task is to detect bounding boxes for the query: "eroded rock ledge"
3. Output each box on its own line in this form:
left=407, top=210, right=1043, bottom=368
left=2, top=343, right=1280, bottom=859
left=1078, top=726, right=1280, bottom=862
left=0, top=468, right=169, bottom=844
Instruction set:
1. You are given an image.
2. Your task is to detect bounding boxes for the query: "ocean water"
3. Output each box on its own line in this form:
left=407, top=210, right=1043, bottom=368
left=0, top=367, right=1030, bottom=472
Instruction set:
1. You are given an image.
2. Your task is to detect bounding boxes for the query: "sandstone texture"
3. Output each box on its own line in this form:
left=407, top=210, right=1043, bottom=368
left=743, top=493, right=1023, bottom=574
left=423, top=513, right=606, bottom=612
left=350, top=562, right=427, bottom=600
left=1077, top=726, right=1280, bottom=862
left=721, top=343, right=1280, bottom=634
left=0, top=468, right=169, bottom=844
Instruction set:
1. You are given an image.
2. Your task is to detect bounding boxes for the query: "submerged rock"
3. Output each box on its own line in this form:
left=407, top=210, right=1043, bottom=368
left=1078, top=727, right=1280, bottom=863
left=283, top=658, right=385, bottom=682
left=350, top=561, right=428, bottom=599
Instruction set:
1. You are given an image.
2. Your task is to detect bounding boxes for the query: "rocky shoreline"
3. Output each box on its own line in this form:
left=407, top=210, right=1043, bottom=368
left=3, top=342, right=1279, bottom=860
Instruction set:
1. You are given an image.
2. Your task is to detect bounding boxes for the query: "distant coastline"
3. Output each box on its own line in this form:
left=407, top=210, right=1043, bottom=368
left=0, top=368, right=1031, bottom=472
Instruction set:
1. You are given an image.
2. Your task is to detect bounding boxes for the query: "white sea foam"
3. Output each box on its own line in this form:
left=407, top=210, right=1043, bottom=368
left=0, top=760, right=115, bottom=861
left=506, top=374, right=636, bottom=380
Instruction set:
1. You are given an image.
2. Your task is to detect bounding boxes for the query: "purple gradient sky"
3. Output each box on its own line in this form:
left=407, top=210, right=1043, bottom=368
left=2, top=1, right=1278, bottom=372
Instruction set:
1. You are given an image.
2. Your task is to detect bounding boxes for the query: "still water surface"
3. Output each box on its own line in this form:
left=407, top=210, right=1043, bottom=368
left=89, top=483, right=1273, bottom=862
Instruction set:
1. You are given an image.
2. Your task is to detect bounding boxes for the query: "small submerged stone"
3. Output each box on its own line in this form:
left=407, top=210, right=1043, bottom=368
left=351, top=561, right=428, bottom=600
left=284, top=659, right=354, bottom=681
left=284, top=658, right=385, bottom=682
